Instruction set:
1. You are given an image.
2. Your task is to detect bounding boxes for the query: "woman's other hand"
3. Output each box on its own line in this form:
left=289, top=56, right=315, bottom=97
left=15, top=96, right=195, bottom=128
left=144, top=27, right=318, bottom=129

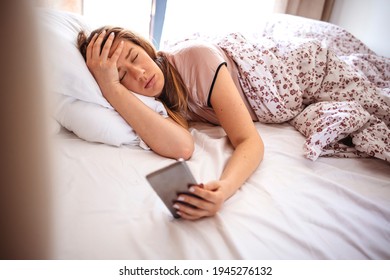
left=173, top=181, right=227, bottom=220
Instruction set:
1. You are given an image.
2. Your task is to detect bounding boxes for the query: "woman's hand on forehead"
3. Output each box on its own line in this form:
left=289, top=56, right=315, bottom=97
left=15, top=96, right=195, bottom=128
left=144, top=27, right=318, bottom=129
left=85, top=30, right=125, bottom=94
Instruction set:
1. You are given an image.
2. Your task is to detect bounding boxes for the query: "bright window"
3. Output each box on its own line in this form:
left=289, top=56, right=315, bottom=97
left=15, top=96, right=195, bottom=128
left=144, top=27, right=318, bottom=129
left=82, top=0, right=151, bottom=38
left=161, top=0, right=275, bottom=47
left=82, top=0, right=275, bottom=49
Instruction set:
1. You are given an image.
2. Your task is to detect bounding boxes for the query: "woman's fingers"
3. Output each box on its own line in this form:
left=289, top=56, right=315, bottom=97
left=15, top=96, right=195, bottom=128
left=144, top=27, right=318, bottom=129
left=100, top=32, right=115, bottom=60
left=186, top=185, right=217, bottom=203
left=176, top=194, right=210, bottom=211
left=92, top=30, right=106, bottom=58
left=173, top=203, right=208, bottom=220
left=83, top=30, right=124, bottom=93
left=173, top=182, right=226, bottom=220
left=86, top=30, right=107, bottom=62
left=87, top=31, right=122, bottom=63
left=173, top=194, right=210, bottom=219
left=110, top=40, right=124, bottom=62
left=173, top=188, right=222, bottom=219
left=86, top=33, right=98, bottom=62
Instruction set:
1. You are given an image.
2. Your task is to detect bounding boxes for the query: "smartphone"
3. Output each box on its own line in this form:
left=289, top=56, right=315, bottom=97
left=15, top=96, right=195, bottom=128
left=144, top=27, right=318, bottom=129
left=146, top=159, right=199, bottom=218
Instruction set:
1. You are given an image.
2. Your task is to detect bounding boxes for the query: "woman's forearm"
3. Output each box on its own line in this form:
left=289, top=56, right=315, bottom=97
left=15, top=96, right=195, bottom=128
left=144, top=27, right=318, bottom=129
left=105, top=86, right=194, bottom=159
left=209, top=66, right=264, bottom=201
left=219, top=135, right=264, bottom=200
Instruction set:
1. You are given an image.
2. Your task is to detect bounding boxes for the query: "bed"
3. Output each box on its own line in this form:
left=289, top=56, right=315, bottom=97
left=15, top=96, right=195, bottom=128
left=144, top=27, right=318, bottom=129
left=39, top=9, right=390, bottom=259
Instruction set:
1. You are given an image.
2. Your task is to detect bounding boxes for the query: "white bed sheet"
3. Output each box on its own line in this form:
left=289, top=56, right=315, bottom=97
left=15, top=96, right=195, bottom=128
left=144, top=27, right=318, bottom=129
left=52, top=122, right=390, bottom=259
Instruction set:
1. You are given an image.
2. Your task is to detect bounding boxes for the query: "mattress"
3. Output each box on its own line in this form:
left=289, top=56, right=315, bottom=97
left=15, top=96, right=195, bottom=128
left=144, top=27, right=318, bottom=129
left=51, top=122, right=390, bottom=259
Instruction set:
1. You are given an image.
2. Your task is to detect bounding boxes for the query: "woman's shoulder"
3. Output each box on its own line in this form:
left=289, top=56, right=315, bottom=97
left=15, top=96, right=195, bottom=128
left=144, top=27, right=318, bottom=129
left=167, top=39, right=224, bottom=60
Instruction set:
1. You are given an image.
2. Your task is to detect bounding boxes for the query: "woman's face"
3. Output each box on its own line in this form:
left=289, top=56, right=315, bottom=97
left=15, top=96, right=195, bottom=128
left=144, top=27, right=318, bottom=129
left=111, top=39, right=164, bottom=98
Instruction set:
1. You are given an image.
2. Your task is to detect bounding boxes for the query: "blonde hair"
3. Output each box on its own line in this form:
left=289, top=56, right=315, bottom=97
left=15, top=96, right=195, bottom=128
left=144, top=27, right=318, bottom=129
left=77, top=26, right=189, bottom=128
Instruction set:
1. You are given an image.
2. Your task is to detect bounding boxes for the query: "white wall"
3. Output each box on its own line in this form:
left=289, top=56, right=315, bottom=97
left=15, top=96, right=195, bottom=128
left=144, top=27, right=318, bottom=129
left=329, top=0, right=390, bottom=57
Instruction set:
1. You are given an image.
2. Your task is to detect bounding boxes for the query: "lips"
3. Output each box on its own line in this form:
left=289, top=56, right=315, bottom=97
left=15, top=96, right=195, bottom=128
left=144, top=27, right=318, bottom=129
left=144, top=74, right=155, bottom=89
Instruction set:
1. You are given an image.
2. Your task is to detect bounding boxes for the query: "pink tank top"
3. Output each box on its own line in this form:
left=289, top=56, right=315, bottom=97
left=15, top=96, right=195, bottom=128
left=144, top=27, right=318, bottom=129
left=165, top=40, right=257, bottom=124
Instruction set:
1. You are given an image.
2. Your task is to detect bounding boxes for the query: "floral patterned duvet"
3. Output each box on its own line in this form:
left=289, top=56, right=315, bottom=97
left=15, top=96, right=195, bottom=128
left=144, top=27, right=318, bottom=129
left=217, top=15, right=389, bottom=162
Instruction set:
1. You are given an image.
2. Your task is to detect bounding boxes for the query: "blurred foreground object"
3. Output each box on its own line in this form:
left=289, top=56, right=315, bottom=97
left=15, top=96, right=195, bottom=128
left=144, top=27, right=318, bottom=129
left=0, top=0, right=52, bottom=259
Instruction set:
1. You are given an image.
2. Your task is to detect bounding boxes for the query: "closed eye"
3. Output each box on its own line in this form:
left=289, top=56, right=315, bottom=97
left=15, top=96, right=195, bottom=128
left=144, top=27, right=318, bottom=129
left=132, top=53, right=138, bottom=62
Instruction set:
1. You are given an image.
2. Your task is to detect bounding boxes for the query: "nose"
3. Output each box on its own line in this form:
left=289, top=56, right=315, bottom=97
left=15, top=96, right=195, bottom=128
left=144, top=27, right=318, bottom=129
left=130, top=65, right=146, bottom=81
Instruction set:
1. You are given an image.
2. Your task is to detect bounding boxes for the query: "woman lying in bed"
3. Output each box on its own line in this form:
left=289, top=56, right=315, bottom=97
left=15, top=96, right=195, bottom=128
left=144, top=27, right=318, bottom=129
left=78, top=28, right=264, bottom=221
left=77, top=26, right=389, bottom=219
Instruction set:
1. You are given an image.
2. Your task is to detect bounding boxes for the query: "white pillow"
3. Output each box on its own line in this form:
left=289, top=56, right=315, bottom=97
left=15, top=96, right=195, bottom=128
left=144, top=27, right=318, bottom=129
left=38, top=8, right=167, bottom=146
